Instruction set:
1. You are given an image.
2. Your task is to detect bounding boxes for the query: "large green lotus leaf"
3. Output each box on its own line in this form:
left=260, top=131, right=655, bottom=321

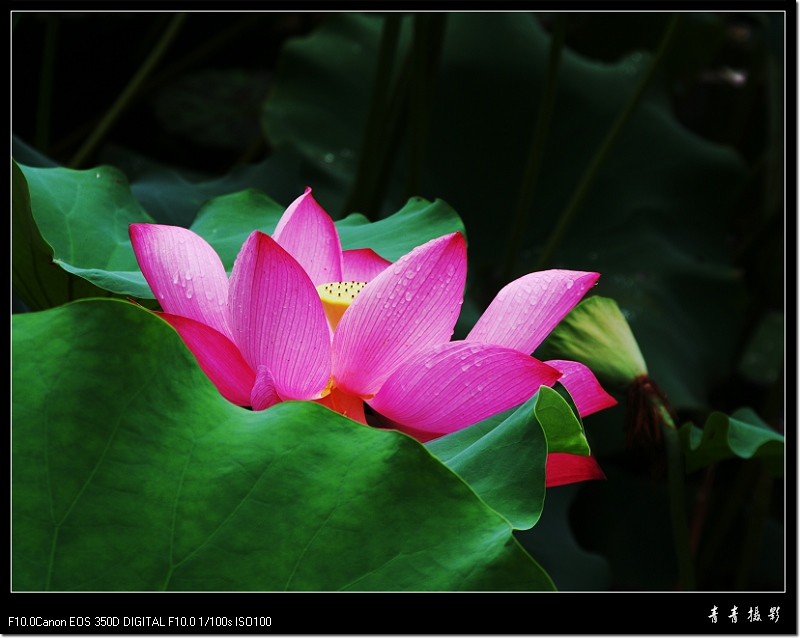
left=261, top=13, right=748, bottom=411
left=12, top=161, right=122, bottom=310
left=426, top=395, right=547, bottom=530
left=426, top=386, right=590, bottom=530
left=679, top=408, right=784, bottom=476
left=12, top=299, right=554, bottom=591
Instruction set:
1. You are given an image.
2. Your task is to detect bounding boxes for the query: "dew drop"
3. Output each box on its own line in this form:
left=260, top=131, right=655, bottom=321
left=425, top=360, right=434, bottom=369
left=404, top=291, right=413, bottom=302
left=447, top=265, right=455, bottom=276
left=405, top=270, right=416, bottom=279
left=566, top=280, right=574, bottom=289
left=185, top=271, right=192, bottom=281
left=461, top=363, right=471, bottom=372
left=323, top=153, right=335, bottom=163
left=185, top=290, right=193, bottom=299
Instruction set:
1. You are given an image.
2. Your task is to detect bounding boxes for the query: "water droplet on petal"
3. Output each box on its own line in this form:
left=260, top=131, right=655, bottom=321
left=404, top=291, right=413, bottom=302
left=566, top=280, right=574, bottom=289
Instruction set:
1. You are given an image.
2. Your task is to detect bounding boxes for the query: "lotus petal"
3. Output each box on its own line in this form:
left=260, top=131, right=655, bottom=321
left=332, top=233, right=467, bottom=397
left=547, top=359, right=617, bottom=417
left=130, top=224, right=232, bottom=339
left=342, top=248, right=392, bottom=282
left=272, top=187, right=343, bottom=286
left=466, top=270, right=599, bottom=355
left=156, top=312, right=255, bottom=406
left=369, top=341, right=561, bottom=436
left=546, top=452, right=606, bottom=487
left=228, top=231, right=331, bottom=401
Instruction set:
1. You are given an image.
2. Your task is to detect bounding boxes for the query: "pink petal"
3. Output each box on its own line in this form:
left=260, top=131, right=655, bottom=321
left=546, top=453, right=606, bottom=487
left=332, top=233, right=467, bottom=398
left=228, top=231, right=331, bottom=401
left=251, top=365, right=281, bottom=411
left=466, top=270, right=600, bottom=355
left=156, top=312, right=255, bottom=406
left=342, top=248, right=392, bottom=282
left=546, top=360, right=617, bottom=417
left=130, top=224, right=233, bottom=339
left=368, top=341, right=562, bottom=437
left=272, top=187, right=343, bottom=286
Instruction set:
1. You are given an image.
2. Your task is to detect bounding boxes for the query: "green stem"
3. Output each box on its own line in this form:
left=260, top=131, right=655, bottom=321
left=51, top=15, right=262, bottom=160
left=362, top=46, right=413, bottom=217
left=696, top=460, right=757, bottom=582
left=735, top=463, right=773, bottom=589
left=659, top=405, right=696, bottom=590
left=405, top=13, right=447, bottom=200
left=35, top=14, right=58, bottom=152
left=536, top=13, right=680, bottom=270
left=501, top=14, right=566, bottom=284
left=68, top=13, right=187, bottom=168
left=342, top=14, right=402, bottom=218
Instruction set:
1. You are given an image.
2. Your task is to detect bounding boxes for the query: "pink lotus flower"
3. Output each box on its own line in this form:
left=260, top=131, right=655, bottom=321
left=130, top=188, right=615, bottom=487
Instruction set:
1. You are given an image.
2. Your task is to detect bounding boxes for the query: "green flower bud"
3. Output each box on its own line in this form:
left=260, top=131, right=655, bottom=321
left=538, top=296, right=647, bottom=392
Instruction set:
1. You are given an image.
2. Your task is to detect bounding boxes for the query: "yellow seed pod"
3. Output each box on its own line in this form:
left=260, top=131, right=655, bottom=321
left=316, top=281, right=368, bottom=330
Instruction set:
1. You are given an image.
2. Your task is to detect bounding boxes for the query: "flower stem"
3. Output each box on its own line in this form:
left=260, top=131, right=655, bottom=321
left=405, top=13, right=447, bottom=200
left=658, top=404, right=696, bottom=590
left=734, top=463, right=773, bottom=589
left=536, top=13, right=680, bottom=270
left=68, top=13, right=187, bottom=169
left=502, top=14, right=566, bottom=284
left=343, top=14, right=402, bottom=218
left=35, top=14, right=59, bottom=152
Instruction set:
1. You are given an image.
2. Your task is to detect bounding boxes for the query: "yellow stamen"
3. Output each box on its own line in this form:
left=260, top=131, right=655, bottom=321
left=316, top=281, right=368, bottom=330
